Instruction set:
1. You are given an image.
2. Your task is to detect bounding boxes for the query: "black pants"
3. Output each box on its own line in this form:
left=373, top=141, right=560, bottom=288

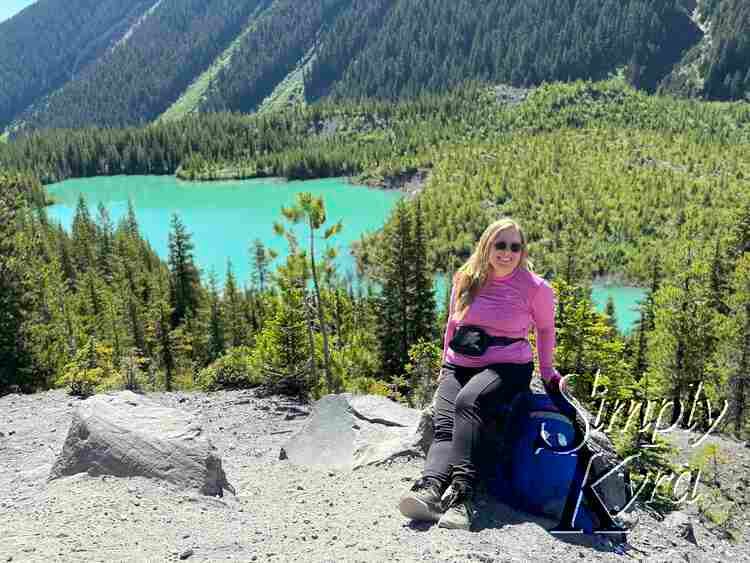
left=422, top=361, right=533, bottom=489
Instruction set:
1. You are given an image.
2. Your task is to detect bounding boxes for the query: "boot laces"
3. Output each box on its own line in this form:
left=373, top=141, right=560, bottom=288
left=443, top=481, right=472, bottom=512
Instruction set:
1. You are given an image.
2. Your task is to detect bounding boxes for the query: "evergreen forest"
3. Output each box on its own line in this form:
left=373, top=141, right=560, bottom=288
left=1, top=0, right=749, bottom=134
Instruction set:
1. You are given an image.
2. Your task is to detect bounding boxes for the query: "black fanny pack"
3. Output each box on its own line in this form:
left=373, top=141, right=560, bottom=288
left=449, top=325, right=527, bottom=357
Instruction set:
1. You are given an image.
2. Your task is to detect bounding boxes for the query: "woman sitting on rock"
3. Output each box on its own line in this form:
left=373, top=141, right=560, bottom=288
left=398, top=217, right=562, bottom=530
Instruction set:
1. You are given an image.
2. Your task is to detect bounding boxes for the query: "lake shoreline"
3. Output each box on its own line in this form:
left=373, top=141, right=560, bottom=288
left=591, top=270, right=647, bottom=289
left=46, top=168, right=428, bottom=198
left=353, top=167, right=429, bottom=199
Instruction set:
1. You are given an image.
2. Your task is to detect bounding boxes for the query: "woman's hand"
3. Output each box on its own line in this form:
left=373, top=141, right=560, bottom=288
left=540, top=367, right=562, bottom=395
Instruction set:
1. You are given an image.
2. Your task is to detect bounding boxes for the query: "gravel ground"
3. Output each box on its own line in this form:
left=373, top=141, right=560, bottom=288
left=1, top=389, right=749, bottom=563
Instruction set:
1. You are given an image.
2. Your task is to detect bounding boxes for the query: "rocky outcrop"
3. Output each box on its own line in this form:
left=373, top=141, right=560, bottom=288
left=280, top=393, right=432, bottom=471
left=49, top=391, right=234, bottom=496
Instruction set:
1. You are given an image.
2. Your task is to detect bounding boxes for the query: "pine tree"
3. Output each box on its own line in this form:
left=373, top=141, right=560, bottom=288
left=122, top=198, right=140, bottom=240
left=0, top=178, right=33, bottom=392
left=726, top=254, right=750, bottom=438
left=207, top=270, right=225, bottom=363
left=167, top=213, right=201, bottom=328
left=378, top=200, right=412, bottom=378
left=275, top=193, right=342, bottom=394
left=648, top=245, right=718, bottom=428
left=151, top=277, right=176, bottom=392
left=25, top=232, right=72, bottom=385
left=727, top=198, right=750, bottom=262
left=604, top=295, right=618, bottom=333
left=410, top=198, right=437, bottom=344
left=95, top=202, right=115, bottom=281
left=552, top=278, right=631, bottom=401
left=71, top=194, right=96, bottom=272
left=709, top=237, right=732, bottom=315
left=224, top=259, right=246, bottom=348
left=250, top=252, right=312, bottom=397
left=57, top=224, right=77, bottom=289
left=250, top=238, right=275, bottom=292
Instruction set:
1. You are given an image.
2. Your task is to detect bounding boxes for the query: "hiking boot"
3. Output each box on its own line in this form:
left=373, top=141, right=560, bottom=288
left=437, top=480, right=474, bottom=530
left=398, top=477, right=446, bottom=522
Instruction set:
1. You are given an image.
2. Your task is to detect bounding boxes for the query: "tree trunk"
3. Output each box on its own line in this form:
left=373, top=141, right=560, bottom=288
left=734, top=305, right=750, bottom=438
left=672, top=338, right=685, bottom=426
left=309, top=218, right=334, bottom=393
left=304, top=293, right=318, bottom=392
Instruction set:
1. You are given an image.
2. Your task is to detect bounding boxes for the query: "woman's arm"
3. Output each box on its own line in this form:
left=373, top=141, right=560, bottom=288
left=530, top=281, right=560, bottom=388
left=442, top=283, right=458, bottom=363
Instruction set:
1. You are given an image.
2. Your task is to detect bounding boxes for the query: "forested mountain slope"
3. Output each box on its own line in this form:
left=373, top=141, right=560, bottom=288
left=200, top=0, right=353, bottom=114
left=0, top=0, right=156, bottom=129
left=1, top=0, right=748, bottom=133
left=4, top=0, right=267, bottom=132
left=697, top=0, right=750, bottom=99
left=198, top=0, right=702, bottom=109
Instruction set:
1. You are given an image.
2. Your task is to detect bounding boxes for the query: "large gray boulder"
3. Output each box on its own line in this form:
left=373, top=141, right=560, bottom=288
left=49, top=391, right=234, bottom=496
left=281, top=393, right=432, bottom=471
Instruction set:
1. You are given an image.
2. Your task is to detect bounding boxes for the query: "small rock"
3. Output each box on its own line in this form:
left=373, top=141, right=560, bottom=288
left=182, top=534, right=191, bottom=539
left=279, top=448, right=287, bottom=460
left=179, top=548, right=194, bottom=560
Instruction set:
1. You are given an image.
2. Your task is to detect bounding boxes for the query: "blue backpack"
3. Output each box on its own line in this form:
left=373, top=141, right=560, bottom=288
left=487, top=392, right=596, bottom=533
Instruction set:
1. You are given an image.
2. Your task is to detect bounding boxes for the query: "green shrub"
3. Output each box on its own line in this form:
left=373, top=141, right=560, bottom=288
left=197, top=346, right=260, bottom=391
left=56, top=338, right=117, bottom=397
left=403, top=339, right=441, bottom=408
left=343, top=376, right=391, bottom=398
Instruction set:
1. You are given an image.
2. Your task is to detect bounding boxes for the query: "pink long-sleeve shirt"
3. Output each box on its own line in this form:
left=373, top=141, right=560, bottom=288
left=442, top=266, right=558, bottom=382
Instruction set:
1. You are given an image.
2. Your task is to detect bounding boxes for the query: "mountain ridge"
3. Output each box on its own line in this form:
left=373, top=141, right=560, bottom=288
left=1, top=0, right=748, bottom=135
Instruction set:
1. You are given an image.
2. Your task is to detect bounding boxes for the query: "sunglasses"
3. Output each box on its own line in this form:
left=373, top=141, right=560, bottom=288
left=494, top=241, right=523, bottom=253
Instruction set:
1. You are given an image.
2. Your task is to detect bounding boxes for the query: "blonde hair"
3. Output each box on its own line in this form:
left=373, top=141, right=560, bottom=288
left=452, top=218, right=534, bottom=320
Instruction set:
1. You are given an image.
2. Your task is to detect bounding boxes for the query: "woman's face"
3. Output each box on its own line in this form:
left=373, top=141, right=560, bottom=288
left=489, top=227, right=523, bottom=277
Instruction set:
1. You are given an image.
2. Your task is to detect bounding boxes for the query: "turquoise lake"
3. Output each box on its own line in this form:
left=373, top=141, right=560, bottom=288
left=590, top=284, right=646, bottom=335
left=45, top=175, right=403, bottom=286
left=45, top=175, right=645, bottom=334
